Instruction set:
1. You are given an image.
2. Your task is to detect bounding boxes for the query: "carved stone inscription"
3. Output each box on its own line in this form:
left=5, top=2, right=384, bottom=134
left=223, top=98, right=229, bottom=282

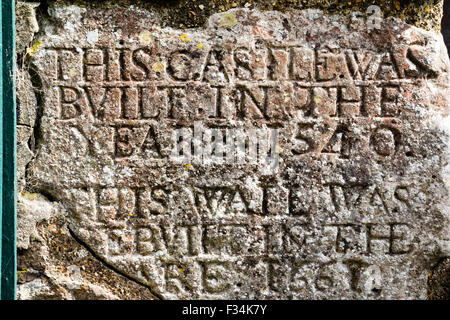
left=28, top=6, right=450, bottom=299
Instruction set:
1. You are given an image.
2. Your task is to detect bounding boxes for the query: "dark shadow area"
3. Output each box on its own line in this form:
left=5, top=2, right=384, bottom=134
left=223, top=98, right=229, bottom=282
left=428, top=258, right=450, bottom=300
left=443, top=0, right=450, bottom=54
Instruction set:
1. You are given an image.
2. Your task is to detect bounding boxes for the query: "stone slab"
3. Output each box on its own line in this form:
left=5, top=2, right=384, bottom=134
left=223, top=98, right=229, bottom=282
left=27, top=5, right=450, bottom=299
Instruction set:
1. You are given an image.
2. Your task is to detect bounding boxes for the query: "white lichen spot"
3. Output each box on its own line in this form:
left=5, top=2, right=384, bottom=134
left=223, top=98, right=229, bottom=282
left=139, top=30, right=153, bottom=45
left=102, top=166, right=114, bottom=185
left=86, top=29, right=99, bottom=45
left=51, top=5, right=85, bottom=34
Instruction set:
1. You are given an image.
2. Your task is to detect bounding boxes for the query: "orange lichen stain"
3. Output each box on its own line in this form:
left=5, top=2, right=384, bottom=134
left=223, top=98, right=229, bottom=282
left=49, top=224, right=58, bottom=234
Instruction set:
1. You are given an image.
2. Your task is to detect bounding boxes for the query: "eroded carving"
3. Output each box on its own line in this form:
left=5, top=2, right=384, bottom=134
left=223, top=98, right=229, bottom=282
left=27, top=7, right=450, bottom=299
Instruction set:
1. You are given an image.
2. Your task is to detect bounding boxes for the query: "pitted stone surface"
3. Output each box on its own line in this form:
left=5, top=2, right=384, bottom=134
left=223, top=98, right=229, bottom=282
left=27, top=5, right=450, bottom=299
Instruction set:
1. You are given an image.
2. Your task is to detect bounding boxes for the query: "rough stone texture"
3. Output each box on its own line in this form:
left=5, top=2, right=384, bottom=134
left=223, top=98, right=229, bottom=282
left=32, top=0, right=445, bottom=32
left=16, top=197, right=158, bottom=300
left=16, top=1, right=40, bottom=52
left=428, top=257, right=450, bottom=299
left=18, top=1, right=450, bottom=300
left=16, top=2, right=40, bottom=191
left=15, top=1, right=159, bottom=300
left=16, top=2, right=448, bottom=300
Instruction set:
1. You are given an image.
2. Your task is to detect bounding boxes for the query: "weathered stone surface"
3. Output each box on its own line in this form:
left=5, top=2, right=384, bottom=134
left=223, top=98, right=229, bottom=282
left=16, top=2, right=40, bottom=191
left=24, top=4, right=450, bottom=299
left=428, top=257, right=450, bottom=299
left=48, top=0, right=445, bottom=32
left=16, top=193, right=159, bottom=300
left=17, top=125, right=34, bottom=191
left=16, top=2, right=40, bottom=52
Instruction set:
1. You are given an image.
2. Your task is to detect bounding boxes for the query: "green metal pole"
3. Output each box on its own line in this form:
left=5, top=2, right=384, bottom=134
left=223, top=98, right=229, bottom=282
left=1, top=0, right=17, bottom=300
left=0, top=0, right=3, bottom=298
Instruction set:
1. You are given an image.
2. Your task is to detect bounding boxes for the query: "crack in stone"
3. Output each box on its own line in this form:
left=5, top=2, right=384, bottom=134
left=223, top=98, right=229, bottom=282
left=67, top=227, right=164, bottom=300
left=17, top=1, right=449, bottom=299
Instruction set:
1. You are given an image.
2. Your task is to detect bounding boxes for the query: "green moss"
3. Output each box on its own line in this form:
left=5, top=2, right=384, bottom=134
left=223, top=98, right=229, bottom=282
left=26, top=0, right=443, bottom=32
